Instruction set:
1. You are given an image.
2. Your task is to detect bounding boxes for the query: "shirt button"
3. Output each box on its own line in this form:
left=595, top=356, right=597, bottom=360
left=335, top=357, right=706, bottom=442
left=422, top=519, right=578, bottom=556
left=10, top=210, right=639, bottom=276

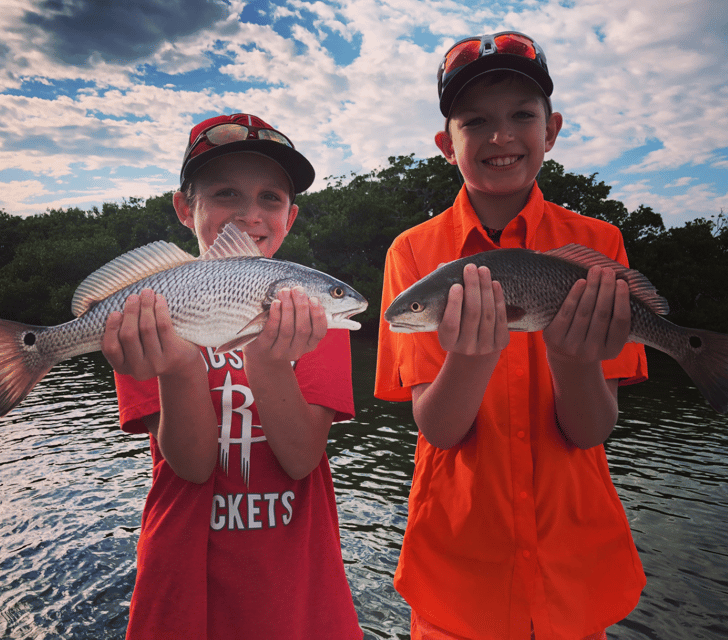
left=522, top=550, right=531, bottom=559
left=517, top=430, right=526, bottom=439
left=515, top=368, right=524, bottom=377
left=519, top=491, right=528, bottom=499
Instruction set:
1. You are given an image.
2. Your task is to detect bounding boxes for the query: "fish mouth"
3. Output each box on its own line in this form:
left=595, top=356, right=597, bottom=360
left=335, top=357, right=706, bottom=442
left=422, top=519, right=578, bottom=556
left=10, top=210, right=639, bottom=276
left=330, top=303, right=368, bottom=331
left=387, top=320, right=428, bottom=333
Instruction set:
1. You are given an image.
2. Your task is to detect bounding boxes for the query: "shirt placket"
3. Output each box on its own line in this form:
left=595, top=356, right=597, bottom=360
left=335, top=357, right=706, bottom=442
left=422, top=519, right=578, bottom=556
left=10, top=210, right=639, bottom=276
left=506, top=336, right=539, bottom=638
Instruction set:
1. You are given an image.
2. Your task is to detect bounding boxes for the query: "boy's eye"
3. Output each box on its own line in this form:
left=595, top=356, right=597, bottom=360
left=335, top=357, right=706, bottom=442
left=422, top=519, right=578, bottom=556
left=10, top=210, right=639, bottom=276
left=215, top=188, right=237, bottom=197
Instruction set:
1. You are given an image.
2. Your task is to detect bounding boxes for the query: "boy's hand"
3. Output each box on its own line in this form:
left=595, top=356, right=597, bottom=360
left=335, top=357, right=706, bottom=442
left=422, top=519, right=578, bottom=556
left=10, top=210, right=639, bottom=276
left=102, top=288, right=202, bottom=380
left=243, top=286, right=328, bottom=364
left=438, top=264, right=510, bottom=356
left=543, top=266, right=631, bottom=364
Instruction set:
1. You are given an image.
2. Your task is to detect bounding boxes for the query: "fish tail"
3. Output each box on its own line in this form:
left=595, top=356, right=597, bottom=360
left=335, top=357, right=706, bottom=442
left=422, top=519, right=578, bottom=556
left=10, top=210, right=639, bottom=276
left=673, top=327, right=728, bottom=414
left=0, top=319, right=55, bottom=418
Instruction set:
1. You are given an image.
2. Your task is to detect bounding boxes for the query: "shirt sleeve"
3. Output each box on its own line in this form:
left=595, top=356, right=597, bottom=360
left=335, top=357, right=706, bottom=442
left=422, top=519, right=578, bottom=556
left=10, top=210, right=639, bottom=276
left=375, top=241, right=446, bottom=402
left=294, top=328, right=355, bottom=422
left=114, top=372, right=159, bottom=434
left=594, top=225, right=649, bottom=386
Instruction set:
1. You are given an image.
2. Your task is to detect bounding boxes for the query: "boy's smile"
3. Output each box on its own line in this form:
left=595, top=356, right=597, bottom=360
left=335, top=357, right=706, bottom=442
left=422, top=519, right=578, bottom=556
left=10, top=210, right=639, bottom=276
left=174, top=152, right=297, bottom=257
left=436, top=77, right=562, bottom=225
left=484, top=155, right=523, bottom=168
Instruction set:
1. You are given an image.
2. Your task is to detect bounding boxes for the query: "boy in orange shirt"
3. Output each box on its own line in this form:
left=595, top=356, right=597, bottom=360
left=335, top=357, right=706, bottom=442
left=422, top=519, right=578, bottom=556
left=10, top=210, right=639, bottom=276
left=375, top=32, right=647, bottom=639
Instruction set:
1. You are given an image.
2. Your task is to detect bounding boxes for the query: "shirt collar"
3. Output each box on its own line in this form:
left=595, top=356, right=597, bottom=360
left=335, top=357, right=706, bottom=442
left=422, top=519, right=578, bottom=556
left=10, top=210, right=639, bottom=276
left=451, top=182, right=546, bottom=254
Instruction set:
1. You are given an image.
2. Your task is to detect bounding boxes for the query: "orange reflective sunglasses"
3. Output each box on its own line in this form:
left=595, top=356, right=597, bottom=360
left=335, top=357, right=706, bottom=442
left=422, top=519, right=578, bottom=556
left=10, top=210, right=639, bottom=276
left=438, top=32, right=549, bottom=96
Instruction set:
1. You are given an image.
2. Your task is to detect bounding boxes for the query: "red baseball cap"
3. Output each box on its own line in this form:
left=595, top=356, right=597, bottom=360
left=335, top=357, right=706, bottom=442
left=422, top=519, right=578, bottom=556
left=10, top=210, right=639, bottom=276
left=179, top=113, right=315, bottom=194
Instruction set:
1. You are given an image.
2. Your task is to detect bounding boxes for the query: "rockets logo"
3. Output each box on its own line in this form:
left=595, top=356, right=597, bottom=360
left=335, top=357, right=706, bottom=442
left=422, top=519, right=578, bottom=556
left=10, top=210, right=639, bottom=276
left=204, top=348, right=267, bottom=484
left=212, top=370, right=266, bottom=483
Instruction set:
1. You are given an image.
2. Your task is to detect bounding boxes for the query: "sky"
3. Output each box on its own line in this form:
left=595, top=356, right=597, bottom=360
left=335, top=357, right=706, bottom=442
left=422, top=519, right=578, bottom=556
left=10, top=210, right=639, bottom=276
left=0, top=0, right=726, bottom=228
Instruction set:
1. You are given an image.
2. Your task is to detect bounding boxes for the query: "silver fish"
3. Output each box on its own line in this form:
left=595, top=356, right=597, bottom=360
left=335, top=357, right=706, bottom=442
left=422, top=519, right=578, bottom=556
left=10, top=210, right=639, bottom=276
left=384, top=243, right=728, bottom=414
left=0, top=223, right=368, bottom=417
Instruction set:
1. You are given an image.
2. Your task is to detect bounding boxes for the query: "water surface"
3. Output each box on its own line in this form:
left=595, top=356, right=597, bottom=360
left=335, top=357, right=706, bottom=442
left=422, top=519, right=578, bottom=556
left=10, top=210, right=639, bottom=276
left=0, top=339, right=726, bottom=639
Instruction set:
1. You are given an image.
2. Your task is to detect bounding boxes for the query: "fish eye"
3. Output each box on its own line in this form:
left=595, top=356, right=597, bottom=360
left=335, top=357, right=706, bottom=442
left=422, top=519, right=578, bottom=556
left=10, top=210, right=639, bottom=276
left=410, top=301, right=424, bottom=313
left=330, top=286, right=345, bottom=299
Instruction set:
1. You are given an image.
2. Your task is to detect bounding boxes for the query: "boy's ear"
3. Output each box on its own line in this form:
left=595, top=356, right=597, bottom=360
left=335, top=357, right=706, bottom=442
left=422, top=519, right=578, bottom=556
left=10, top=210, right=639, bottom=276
left=285, top=204, right=299, bottom=233
left=173, top=191, right=195, bottom=230
left=435, top=131, right=458, bottom=166
left=544, top=111, right=563, bottom=153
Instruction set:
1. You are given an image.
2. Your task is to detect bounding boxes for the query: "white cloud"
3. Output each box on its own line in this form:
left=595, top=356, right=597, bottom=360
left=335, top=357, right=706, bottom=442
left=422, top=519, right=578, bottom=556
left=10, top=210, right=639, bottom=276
left=612, top=179, right=728, bottom=225
left=0, top=0, right=725, bottom=228
left=665, top=177, right=695, bottom=189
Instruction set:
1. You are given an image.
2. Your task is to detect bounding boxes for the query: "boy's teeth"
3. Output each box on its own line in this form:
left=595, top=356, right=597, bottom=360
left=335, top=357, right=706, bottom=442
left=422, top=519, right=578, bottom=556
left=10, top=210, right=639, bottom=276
left=486, top=156, right=519, bottom=166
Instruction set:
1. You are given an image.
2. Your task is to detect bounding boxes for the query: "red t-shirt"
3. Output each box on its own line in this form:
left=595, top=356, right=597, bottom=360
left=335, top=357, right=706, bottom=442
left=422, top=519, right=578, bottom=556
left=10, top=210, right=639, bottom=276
left=375, top=184, right=648, bottom=639
left=116, top=328, right=363, bottom=640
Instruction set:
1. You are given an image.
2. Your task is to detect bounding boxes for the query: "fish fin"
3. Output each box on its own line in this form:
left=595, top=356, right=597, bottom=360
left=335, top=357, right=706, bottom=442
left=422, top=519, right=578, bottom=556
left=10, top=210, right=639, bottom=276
left=668, top=326, right=728, bottom=414
left=199, top=223, right=264, bottom=261
left=237, top=311, right=270, bottom=335
left=506, top=305, right=526, bottom=323
left=71, top=241, right=196, bottom=318
left=505, top=305, right=532, bottom=332
left=212, top=310, right=271, bottom=355
left=214, top=334, right=259, bottom=354
left=0, top=319, right=55, bottom=417
left=546, top=244, right=670, bottom=315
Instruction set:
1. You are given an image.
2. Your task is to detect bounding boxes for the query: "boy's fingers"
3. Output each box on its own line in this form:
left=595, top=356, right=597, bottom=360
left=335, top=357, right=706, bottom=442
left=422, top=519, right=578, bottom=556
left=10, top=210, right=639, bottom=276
left=491, top=280, right=511, bottom=350
left=256, top=298, right=282, bottom=349
left=137, top=289, right=163, bottom=359
left=438, top=283, right=464, bottom=349
left=458, top=264, right=482, bottom=350
left=570, top=267, right=602, bottom=339
left=476, top=266, right=497, bottom=346
left=604, top=278, right=631, bottom=356
left=308, top=297, right=328, bottom=345
left=292, top=287, right=313, bottom=334
left=153, top=293, right=177, bottom=344
left=101, top=311, right=124, bottom=363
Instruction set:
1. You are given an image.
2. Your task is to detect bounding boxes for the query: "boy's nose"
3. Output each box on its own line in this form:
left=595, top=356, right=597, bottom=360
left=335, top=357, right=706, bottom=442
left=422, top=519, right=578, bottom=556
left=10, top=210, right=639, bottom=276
left=235, top=206, right=262, bottom=224
left=489, top=123, right=514, bottom=145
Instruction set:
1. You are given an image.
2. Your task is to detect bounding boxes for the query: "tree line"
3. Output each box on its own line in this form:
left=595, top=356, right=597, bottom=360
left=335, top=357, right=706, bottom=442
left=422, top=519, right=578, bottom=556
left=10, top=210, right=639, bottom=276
left=0, top=156, right=726, bottom=335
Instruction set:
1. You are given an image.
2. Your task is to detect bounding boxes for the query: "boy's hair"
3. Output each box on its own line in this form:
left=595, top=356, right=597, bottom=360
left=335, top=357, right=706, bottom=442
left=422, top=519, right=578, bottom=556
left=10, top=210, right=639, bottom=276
left=445, top=70, right=553, bottom=133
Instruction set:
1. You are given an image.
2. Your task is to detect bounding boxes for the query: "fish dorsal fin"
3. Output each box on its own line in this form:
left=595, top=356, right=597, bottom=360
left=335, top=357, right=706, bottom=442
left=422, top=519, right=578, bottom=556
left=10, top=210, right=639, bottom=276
left=199, top=223, right=264, bottom=261
left=545, top=244, right=670, bottom=315
left=71, top=241, right=196, bottom=317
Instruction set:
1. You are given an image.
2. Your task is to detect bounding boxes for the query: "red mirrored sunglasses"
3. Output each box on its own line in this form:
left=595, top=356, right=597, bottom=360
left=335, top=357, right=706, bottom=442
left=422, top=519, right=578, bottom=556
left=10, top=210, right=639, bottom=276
left=183, top=122, right=294, bottom=165
left=438, top=32, right=549, bottom=96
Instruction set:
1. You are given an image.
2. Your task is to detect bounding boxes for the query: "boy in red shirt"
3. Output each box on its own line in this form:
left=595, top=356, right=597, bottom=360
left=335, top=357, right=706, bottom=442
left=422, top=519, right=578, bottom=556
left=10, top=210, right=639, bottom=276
left=375, top=32, right=647, bottom=639
left=102, top=113, right=363, bottom=639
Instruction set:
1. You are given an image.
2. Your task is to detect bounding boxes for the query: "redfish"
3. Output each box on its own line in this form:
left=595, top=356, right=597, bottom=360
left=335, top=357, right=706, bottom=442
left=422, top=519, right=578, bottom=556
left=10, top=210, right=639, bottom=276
left=384, top=244, right=728, bottom=414
left=0, top=224, right=367, bottom=417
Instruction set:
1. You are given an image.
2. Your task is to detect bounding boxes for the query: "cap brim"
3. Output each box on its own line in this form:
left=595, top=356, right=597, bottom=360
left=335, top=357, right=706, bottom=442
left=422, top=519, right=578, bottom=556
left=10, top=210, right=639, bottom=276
left=181, top=139, right=315, bottom=194
left=439, top=53, right=553, bottom=117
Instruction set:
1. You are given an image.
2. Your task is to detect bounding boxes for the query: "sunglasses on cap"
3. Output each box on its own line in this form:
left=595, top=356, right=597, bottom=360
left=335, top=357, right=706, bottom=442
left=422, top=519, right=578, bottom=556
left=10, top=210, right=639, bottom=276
left=183, top=122, right=294, bottom=163
left=437, top=32, right=551, bottom=111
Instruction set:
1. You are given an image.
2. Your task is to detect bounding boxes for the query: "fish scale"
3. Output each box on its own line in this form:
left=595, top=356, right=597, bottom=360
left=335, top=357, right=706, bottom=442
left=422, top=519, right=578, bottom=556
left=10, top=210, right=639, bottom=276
left=384, top=243, right=728, bottom=414
left=0, top=224, right=368, bottom=418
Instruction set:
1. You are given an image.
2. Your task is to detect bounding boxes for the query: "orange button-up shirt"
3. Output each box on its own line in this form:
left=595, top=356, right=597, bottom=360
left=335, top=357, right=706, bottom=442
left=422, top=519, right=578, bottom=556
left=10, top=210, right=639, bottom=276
left=375, top=184, right=648, bottom=640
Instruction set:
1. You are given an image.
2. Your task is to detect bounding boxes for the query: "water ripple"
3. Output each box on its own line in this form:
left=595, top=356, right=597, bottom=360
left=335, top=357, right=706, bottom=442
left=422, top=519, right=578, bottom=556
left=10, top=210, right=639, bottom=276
left=0, top=345, right=726, bottom=639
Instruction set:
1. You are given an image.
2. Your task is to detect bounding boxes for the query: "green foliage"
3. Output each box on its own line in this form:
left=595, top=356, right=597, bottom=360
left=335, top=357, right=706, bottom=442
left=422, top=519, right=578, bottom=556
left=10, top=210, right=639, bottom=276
left=0, top=159, right=725, bottom=336
left=628, top=213, right=727, bottom=332
left=280, top=154, right=461, bottom=332
left=0, top=195, right=196, bottom=325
